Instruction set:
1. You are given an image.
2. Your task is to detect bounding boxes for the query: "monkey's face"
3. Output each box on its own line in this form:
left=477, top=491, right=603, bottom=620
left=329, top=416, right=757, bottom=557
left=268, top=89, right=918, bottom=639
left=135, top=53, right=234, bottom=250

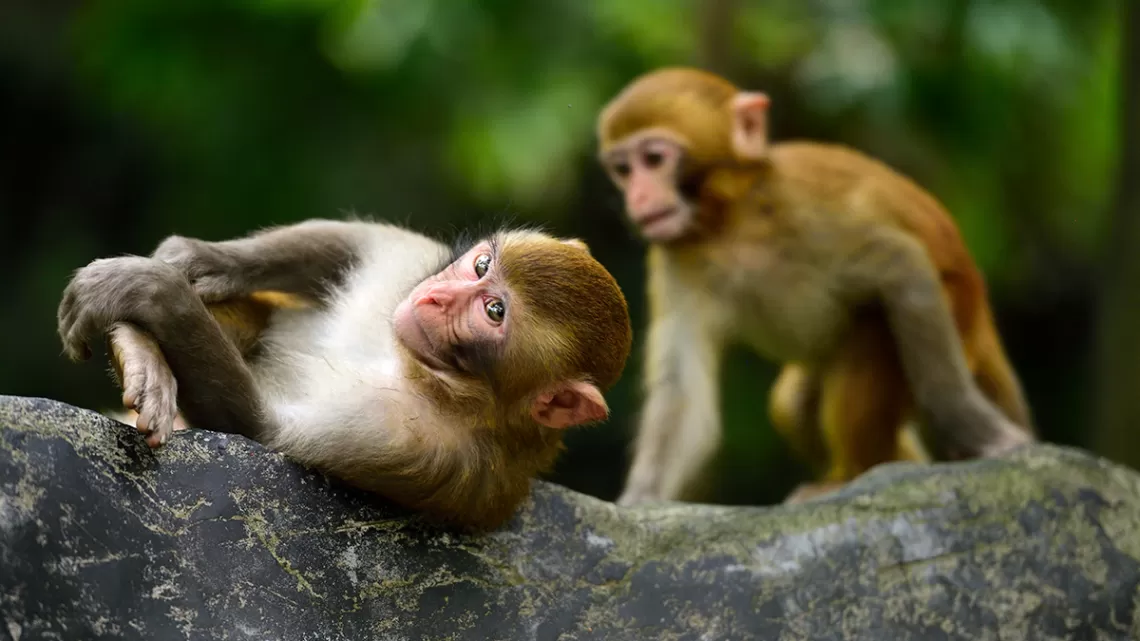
left=393, top=242, right=509, bottom=377
left=600, top=132, right=696, bottom=244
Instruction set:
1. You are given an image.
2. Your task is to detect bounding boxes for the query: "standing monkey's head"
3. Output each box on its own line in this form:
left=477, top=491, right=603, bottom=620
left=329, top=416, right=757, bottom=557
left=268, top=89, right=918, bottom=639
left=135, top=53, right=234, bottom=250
left=596, top=67, right=773, bottom=243
left=393, top=229, right=632, bottom=431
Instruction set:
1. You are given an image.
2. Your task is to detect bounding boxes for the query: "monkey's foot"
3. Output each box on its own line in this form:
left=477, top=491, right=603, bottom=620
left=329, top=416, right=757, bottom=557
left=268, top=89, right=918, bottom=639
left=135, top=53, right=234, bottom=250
left=783, top=481, right=846, bottom=505
left=614, top=486, right=661, bottom=507
left=981, top=425, right=1037, bottom=458
left=121, top=360, right=179, bottom=449
left=108, top=324, right=180, bottom=448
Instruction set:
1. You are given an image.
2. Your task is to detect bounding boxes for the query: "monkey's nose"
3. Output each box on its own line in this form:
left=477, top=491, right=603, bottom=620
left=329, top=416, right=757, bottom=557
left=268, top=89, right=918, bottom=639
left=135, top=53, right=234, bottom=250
left=415, top=285, right=457, bottom=309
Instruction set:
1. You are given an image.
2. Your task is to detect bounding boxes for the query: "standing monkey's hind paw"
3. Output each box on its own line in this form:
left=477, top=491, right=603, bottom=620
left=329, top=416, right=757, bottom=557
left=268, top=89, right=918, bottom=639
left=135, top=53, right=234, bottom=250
left=783, top=481, right=846, bottom=505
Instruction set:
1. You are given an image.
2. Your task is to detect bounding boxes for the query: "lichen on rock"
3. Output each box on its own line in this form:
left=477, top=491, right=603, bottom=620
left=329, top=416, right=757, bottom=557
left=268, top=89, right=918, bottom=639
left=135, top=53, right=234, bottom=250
left=1, top=394, right=1139, bottom=640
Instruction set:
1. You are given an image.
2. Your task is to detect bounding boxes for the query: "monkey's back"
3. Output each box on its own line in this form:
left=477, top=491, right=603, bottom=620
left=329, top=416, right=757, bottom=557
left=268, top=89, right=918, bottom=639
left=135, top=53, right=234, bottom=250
left=769, top=141, right=979, bottom=275
left=769, top=141, right=991, bottom=339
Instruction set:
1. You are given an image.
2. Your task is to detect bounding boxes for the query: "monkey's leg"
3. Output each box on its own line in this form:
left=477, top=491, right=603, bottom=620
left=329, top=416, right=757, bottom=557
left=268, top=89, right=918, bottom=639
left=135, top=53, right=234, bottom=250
left=784, top=316, right=913, bottom=504
left=60, top=256, right=272, bottom=442
left=105, top=322, right=182, bottom=447
left=837, top=230, right=1031, bottom=460
left=768, top=364, right=827, bottom=473
left=617, top=307, right=726, bottom=506
left=150, top=219, right=375, bottom=303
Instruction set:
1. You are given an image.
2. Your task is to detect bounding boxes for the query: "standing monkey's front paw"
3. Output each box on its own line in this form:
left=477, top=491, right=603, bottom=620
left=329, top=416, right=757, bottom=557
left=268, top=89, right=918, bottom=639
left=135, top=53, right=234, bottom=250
left=152, top=235, right=243, bottom=302
left=615, top=486, right=661, bottom=507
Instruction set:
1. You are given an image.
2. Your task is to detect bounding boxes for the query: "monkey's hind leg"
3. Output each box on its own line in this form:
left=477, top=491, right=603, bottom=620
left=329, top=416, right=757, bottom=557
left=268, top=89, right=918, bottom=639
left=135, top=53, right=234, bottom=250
left=768, top=363, right=827, bottom=474
left=784, top=317, right=915, bottom=504
left=106, top=322, right=180, bottom=448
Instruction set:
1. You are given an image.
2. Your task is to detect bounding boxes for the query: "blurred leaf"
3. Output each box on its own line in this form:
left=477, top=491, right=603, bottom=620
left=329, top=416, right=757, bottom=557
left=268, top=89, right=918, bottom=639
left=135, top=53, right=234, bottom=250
left=585, top=0, right=698, bottom=62
left=321, top=0, right=436, bottom=71
left=446, top=67, right=607, bottom=214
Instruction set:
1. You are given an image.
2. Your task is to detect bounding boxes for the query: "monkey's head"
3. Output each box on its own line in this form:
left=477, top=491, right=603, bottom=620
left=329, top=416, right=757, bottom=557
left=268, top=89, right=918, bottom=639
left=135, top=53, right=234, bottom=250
left=596, top=67, right=772, bottom=244
left=393, top=230, right=632, bottom=431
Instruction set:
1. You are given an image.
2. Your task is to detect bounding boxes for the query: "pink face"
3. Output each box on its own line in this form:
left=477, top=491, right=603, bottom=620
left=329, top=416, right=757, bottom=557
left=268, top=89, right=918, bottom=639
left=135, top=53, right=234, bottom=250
left=393, top=243, right=510, bottom=375
left=602, top=134, right=695, bottom=243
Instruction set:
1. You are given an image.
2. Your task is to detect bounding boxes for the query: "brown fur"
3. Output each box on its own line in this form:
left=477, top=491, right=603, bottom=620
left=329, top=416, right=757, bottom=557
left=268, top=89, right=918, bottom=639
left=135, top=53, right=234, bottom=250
left=60, top=220, right=633, bottom=531
left=598, top=67, right=1034, bottom=506
left=499, top=231, right=632, bottom=392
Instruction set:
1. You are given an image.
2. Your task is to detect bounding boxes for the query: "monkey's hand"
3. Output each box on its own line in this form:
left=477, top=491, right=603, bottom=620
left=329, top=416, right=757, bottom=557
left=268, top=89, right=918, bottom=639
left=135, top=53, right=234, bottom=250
left=60, top=258, right=191, bottom=446
left=58, top=256, right=193, bottom=362
left=614, top=485, right=662, bottom=507
left=152, top=236, right=248, bottom=303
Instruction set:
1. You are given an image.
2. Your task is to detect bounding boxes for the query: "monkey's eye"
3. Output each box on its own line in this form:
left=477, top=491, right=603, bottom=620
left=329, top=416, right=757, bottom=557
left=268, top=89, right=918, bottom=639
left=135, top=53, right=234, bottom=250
left=474, top=254, right=492, bottom=278
left=643, top=151, right=664, bottom=168
left=484, top=299, right=506, bottom=323
left=612, top=162, right=631, bottom=179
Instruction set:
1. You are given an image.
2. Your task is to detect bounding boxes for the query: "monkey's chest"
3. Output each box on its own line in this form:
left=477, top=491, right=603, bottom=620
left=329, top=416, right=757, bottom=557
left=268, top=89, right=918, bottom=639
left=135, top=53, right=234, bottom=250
left=712, top=261, right=849, bottom=362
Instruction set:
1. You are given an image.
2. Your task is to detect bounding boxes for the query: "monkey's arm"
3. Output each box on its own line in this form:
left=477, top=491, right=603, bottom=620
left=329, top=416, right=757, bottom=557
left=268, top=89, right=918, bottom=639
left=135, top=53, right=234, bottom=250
left=59, top=257, right=271, bottom=442
left=836, top=229, right=1033, bottom=460
left=617, top=265, right=727, bottom=506
left=151, top=219, right=375, bottom=302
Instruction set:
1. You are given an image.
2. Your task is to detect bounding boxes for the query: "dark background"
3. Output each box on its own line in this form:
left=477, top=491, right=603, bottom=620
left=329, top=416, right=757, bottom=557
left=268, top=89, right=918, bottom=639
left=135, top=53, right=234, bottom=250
left=2, top=0, right=1138, bottom=506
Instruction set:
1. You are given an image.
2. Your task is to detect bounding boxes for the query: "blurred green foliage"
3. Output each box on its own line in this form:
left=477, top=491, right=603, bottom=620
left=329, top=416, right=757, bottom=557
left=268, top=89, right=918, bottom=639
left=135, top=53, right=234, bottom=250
left=0, top=0, right=1133, bottom=505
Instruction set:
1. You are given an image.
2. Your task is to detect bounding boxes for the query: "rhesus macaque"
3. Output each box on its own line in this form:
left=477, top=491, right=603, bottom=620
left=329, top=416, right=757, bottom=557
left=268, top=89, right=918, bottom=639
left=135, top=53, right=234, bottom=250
left=596, top=67, right=1034, bottom=505
left=58, top=219, right=633, bottom=530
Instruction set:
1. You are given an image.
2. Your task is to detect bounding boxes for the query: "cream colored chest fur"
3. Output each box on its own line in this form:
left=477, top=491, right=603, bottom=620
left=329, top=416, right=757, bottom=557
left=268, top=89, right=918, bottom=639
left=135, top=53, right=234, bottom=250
left=662, top=237, right=850, bottom=363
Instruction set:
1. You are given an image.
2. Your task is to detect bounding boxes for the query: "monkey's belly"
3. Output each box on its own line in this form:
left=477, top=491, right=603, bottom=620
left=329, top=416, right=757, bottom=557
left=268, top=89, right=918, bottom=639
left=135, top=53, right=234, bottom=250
left=731, top=287, right=849, bottom=363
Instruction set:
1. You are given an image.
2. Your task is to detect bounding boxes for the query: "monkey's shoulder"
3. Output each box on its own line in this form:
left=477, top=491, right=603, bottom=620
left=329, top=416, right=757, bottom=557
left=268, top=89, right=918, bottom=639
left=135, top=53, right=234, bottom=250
left=768, top=141, right=974, bottom=270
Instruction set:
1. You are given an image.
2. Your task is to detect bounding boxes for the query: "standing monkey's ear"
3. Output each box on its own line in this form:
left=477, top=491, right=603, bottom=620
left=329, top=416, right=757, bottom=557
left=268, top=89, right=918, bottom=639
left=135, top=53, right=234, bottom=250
left=731, top=92, right=771, bottom=161
left=531, top=381, right=609, bottom=429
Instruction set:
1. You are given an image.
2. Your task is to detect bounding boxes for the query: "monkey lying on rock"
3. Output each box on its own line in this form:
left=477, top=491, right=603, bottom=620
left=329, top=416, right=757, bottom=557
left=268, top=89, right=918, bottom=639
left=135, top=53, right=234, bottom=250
left=58, top=218, right=633, bottom=531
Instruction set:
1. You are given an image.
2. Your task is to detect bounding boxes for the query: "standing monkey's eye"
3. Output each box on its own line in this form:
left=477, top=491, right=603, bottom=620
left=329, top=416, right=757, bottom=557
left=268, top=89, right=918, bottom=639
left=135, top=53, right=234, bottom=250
left=612, top=162, right=631, bottom=178
left=643, top=151, right=664, bottom=168
left=474, top=254, right=492, bottom=278
left=484, top=299, right=505, bottom=323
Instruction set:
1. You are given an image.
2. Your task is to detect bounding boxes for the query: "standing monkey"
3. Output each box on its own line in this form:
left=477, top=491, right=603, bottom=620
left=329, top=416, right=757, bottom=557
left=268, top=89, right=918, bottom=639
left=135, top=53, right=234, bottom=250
left=58, top=218, right=632, bottom=530
left=596, top=67, right=1034, bottom=505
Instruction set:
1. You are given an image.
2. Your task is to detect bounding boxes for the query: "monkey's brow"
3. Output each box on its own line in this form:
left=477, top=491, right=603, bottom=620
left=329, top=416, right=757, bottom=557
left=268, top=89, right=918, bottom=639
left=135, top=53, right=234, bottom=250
left=445, top=231, right=501, bottom=268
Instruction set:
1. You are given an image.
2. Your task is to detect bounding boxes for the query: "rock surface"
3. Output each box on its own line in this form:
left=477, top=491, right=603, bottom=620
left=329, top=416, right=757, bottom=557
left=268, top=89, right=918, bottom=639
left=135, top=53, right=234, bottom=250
left=1, top=395, right=1139, bottom=640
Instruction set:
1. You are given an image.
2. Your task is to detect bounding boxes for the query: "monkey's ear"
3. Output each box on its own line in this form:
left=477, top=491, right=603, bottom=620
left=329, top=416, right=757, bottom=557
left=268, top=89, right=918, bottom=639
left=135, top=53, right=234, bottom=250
left=562, top=238, right=591, bottom=255
left=731, top=91, right=771, bottom=161
left=531, top=381, right=609, bottom=429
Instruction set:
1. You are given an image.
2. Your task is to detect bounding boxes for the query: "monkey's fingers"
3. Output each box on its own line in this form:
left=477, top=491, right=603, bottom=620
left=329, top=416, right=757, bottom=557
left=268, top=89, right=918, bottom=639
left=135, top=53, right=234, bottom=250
left=134, top=389, right=178, bottom=448
left=139, top=401, right=178, bottom=448
left=614, top=487, right=657, bottom=507
left=120, top=354, right=179, bottom=448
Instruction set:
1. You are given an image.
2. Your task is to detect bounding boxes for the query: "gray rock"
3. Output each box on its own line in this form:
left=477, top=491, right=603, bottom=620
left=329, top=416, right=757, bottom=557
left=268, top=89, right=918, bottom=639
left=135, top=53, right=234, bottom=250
left=0, top=395, right=1138, bottom=640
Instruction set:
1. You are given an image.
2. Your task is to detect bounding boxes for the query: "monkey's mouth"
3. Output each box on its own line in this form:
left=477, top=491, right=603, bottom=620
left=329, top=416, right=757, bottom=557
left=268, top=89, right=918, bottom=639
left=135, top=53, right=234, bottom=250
left=394, top=305, right=460, bottom=375
left=635, top=206, right=686, bottom=240
left=635, top=206, right=677, bottom=229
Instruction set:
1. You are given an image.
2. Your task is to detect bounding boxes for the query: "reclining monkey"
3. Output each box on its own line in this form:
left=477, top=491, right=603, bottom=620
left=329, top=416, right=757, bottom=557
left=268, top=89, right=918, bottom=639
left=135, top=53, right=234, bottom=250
left=58, top=218, right=633, bottom=530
